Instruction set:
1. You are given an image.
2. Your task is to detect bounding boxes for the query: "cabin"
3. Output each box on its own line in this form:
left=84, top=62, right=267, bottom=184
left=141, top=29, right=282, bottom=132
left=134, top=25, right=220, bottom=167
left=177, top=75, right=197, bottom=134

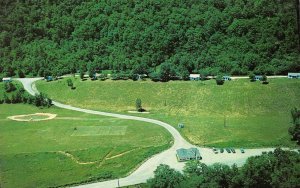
left=2, top=77, right=12, bottom=82
left=255, top=75, right=263, bottom=81
left=176, top=148, right=201, bottom=162
left=288, top=73, right=300, bottom=79
left=189, top=74, right=200, bottom=81
left=223, top=76, right=231, bottom=81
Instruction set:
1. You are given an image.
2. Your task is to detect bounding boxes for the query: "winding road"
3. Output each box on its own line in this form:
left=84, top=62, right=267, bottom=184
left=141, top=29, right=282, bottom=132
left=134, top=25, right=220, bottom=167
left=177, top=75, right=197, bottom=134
left=16, top=78, right=276, bottom=188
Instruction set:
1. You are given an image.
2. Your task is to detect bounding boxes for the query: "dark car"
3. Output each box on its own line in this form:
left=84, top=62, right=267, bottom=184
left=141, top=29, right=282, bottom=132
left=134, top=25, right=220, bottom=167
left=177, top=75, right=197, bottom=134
left=220, top=148, right=224, bottom=153
left=231, top=148, right=236, bottom=153
left=240, top=148, right=245, bottom=153
left=225, top=148, right=231, bottom=153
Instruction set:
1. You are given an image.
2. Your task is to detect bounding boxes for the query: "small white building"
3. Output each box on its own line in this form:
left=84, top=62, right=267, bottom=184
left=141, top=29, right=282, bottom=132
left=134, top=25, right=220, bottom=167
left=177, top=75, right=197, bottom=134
left=288, top=73, right=300, bottom=79
left=2, top=77, right=12, bottom=82
left=223, top=76, right=231, bottom=81
left=189, top=74, right=200, bottom=81
left=255, top=75, right=263, bottom=81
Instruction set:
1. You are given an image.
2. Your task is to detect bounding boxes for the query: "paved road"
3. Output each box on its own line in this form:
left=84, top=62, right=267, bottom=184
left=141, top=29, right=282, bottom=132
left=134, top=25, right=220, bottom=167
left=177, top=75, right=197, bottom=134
left=16, top=78, right=277, bottom=188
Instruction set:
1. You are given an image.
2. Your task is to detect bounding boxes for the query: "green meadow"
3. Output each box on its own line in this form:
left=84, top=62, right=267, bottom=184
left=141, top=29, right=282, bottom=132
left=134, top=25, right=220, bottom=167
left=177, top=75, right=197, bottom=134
left=0, top=104, right=172, bottom=188
left=37, top=78, right=300, bottom=148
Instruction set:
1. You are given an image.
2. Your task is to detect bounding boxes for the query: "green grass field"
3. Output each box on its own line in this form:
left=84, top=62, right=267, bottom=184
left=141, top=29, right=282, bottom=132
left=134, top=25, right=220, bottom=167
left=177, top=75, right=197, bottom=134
left=0, top=104, right=172, bottom=188
left=36, top=78, right=300, bottom=148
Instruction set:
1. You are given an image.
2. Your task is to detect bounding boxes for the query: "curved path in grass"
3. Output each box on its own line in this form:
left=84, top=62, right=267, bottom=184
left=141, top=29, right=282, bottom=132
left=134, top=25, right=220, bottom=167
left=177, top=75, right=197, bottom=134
left=17, top=78, right=276, bottom=188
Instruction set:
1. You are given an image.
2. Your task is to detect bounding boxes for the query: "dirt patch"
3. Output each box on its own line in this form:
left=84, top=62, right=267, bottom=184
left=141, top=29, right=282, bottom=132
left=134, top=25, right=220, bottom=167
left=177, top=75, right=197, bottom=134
left=8, top=113, right=57, bottom=122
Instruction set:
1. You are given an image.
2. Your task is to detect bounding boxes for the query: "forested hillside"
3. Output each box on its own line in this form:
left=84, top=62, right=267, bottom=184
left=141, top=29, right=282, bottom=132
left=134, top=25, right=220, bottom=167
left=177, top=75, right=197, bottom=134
left=0, top=0, right=299, bottom=78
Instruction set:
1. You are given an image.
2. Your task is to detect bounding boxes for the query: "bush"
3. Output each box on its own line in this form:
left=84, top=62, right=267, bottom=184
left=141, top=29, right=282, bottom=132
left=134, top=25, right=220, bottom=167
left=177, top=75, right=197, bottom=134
left=249, top=73, right=255, bottom=82
left=18, top=70, right=25, bottom=78
left=3, top=94, right=11, bottom=104
left=135, top=98, right=146, bottom=112
left=149, top=72, right=160, bottom=82
left=216, top=75, right=224, bottom=85
left=111, top=73, right=121, bottom=80
left=80, top=71, right=85, bottom=80
left=67, top=79, right=73, bottom=87
left=4, top=82, right=16, bottom=92
left=98, top=74, right=107, bottom=81
left=131, top=74, right=139, bottom=81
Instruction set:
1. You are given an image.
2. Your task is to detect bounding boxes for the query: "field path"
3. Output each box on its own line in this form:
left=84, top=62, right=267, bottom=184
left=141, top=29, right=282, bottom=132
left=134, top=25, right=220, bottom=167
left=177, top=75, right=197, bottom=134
left=16, top=78, right=277, bottom=188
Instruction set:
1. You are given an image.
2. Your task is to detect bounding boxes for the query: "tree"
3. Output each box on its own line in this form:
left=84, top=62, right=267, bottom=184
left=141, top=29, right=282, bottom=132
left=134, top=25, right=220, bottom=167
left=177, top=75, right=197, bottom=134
left=4, top=82, right=16, bottom=92
left=147, top=164, right=184, bottom=188
left=296, top=0, right=300, bottom=51
left=262, top=74, right=269, bottom=84
left=249, top=72, right=255, bottom=82
left=288, top=107, right=300, bottom=143
left=149, top=72, right=160, bottom=82
left=215, top=75, right=224, bottom=85
left=66, top=79, right=75, bottom=89
left=135, top=98, right=143, bottom=112
left=18, top=70, right=25, bottom=78
left=3, top=93, right=11, bottom=104
left=80, top=71, right=85, bottom=80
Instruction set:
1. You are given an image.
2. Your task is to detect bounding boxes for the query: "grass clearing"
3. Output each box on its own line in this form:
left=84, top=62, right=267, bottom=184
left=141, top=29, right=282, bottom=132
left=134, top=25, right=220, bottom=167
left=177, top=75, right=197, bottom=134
left=0, top=104, right=172, bottom=187
left=37, top=78, right=300, bottom=148
left=71, top=126, right=127, bottom=136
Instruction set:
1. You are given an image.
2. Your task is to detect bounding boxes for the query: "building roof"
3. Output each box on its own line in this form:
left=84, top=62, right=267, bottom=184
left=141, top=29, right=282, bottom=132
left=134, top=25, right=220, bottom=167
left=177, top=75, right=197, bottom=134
left=189, top=74, right=200, bottom=78
left=288, top=73, right=300, bottom=76
left=223, top=76, right=231, bottom=78
left=176, top=148, right=200, bottom=159
left=255, top=75, right=263, bottom=78
left=2, top=77, right=11, bottom=81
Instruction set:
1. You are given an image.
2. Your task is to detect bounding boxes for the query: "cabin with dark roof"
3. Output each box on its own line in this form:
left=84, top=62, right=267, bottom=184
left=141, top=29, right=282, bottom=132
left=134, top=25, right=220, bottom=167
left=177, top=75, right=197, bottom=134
left=176, top=148, right=201, bottom=162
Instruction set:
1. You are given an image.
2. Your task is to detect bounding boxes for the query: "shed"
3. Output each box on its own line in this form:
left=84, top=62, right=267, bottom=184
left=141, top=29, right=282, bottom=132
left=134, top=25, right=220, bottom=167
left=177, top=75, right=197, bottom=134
left=288, top=73, right=300, bottom=79
left=2, top=77, right=12, bottom=82
left=189, top=74, right=200, bottom=81
left=176, top=148, right=201, bottom=162
left=223, top=76, right=231, bottom=81
left=178, top=123, right=184, bottom=129
left=255, top=75, right=263, bottom=81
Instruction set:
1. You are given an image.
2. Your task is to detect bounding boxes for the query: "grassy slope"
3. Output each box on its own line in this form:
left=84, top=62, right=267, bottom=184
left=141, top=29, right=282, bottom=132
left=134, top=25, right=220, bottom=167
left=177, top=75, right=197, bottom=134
left=37, top=78, right=300, bottom=148
left=0, top=104, right=172, bottom=188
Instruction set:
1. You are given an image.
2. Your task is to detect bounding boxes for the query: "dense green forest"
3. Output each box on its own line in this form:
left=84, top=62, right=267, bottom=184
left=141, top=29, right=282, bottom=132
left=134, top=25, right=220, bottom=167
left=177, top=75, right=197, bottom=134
left=0, top=0, right=300, bottom=78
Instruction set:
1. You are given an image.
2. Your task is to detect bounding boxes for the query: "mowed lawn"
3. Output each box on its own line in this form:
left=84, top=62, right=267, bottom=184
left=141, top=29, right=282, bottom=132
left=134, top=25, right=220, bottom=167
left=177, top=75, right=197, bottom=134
left=0, top=104, right=172, bottom=188
left=37, top=78, right=300, bottom=148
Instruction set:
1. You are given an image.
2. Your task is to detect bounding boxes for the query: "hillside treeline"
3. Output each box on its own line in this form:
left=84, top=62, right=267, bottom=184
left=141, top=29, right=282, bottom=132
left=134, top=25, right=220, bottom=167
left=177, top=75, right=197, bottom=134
left=0, top=0, right=299, bottom=78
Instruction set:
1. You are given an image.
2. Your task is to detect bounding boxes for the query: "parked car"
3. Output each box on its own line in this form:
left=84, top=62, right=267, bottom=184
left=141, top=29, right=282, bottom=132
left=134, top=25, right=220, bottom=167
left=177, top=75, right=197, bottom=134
left=212, top=147, right=218, bottom=154
left=225, top=148, right=231, bottom=153
left=240, top=148, right=245, bottom=153
left=220, top=148, right=224, bottom=153
left=231, top=148, right=236, bottom=153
